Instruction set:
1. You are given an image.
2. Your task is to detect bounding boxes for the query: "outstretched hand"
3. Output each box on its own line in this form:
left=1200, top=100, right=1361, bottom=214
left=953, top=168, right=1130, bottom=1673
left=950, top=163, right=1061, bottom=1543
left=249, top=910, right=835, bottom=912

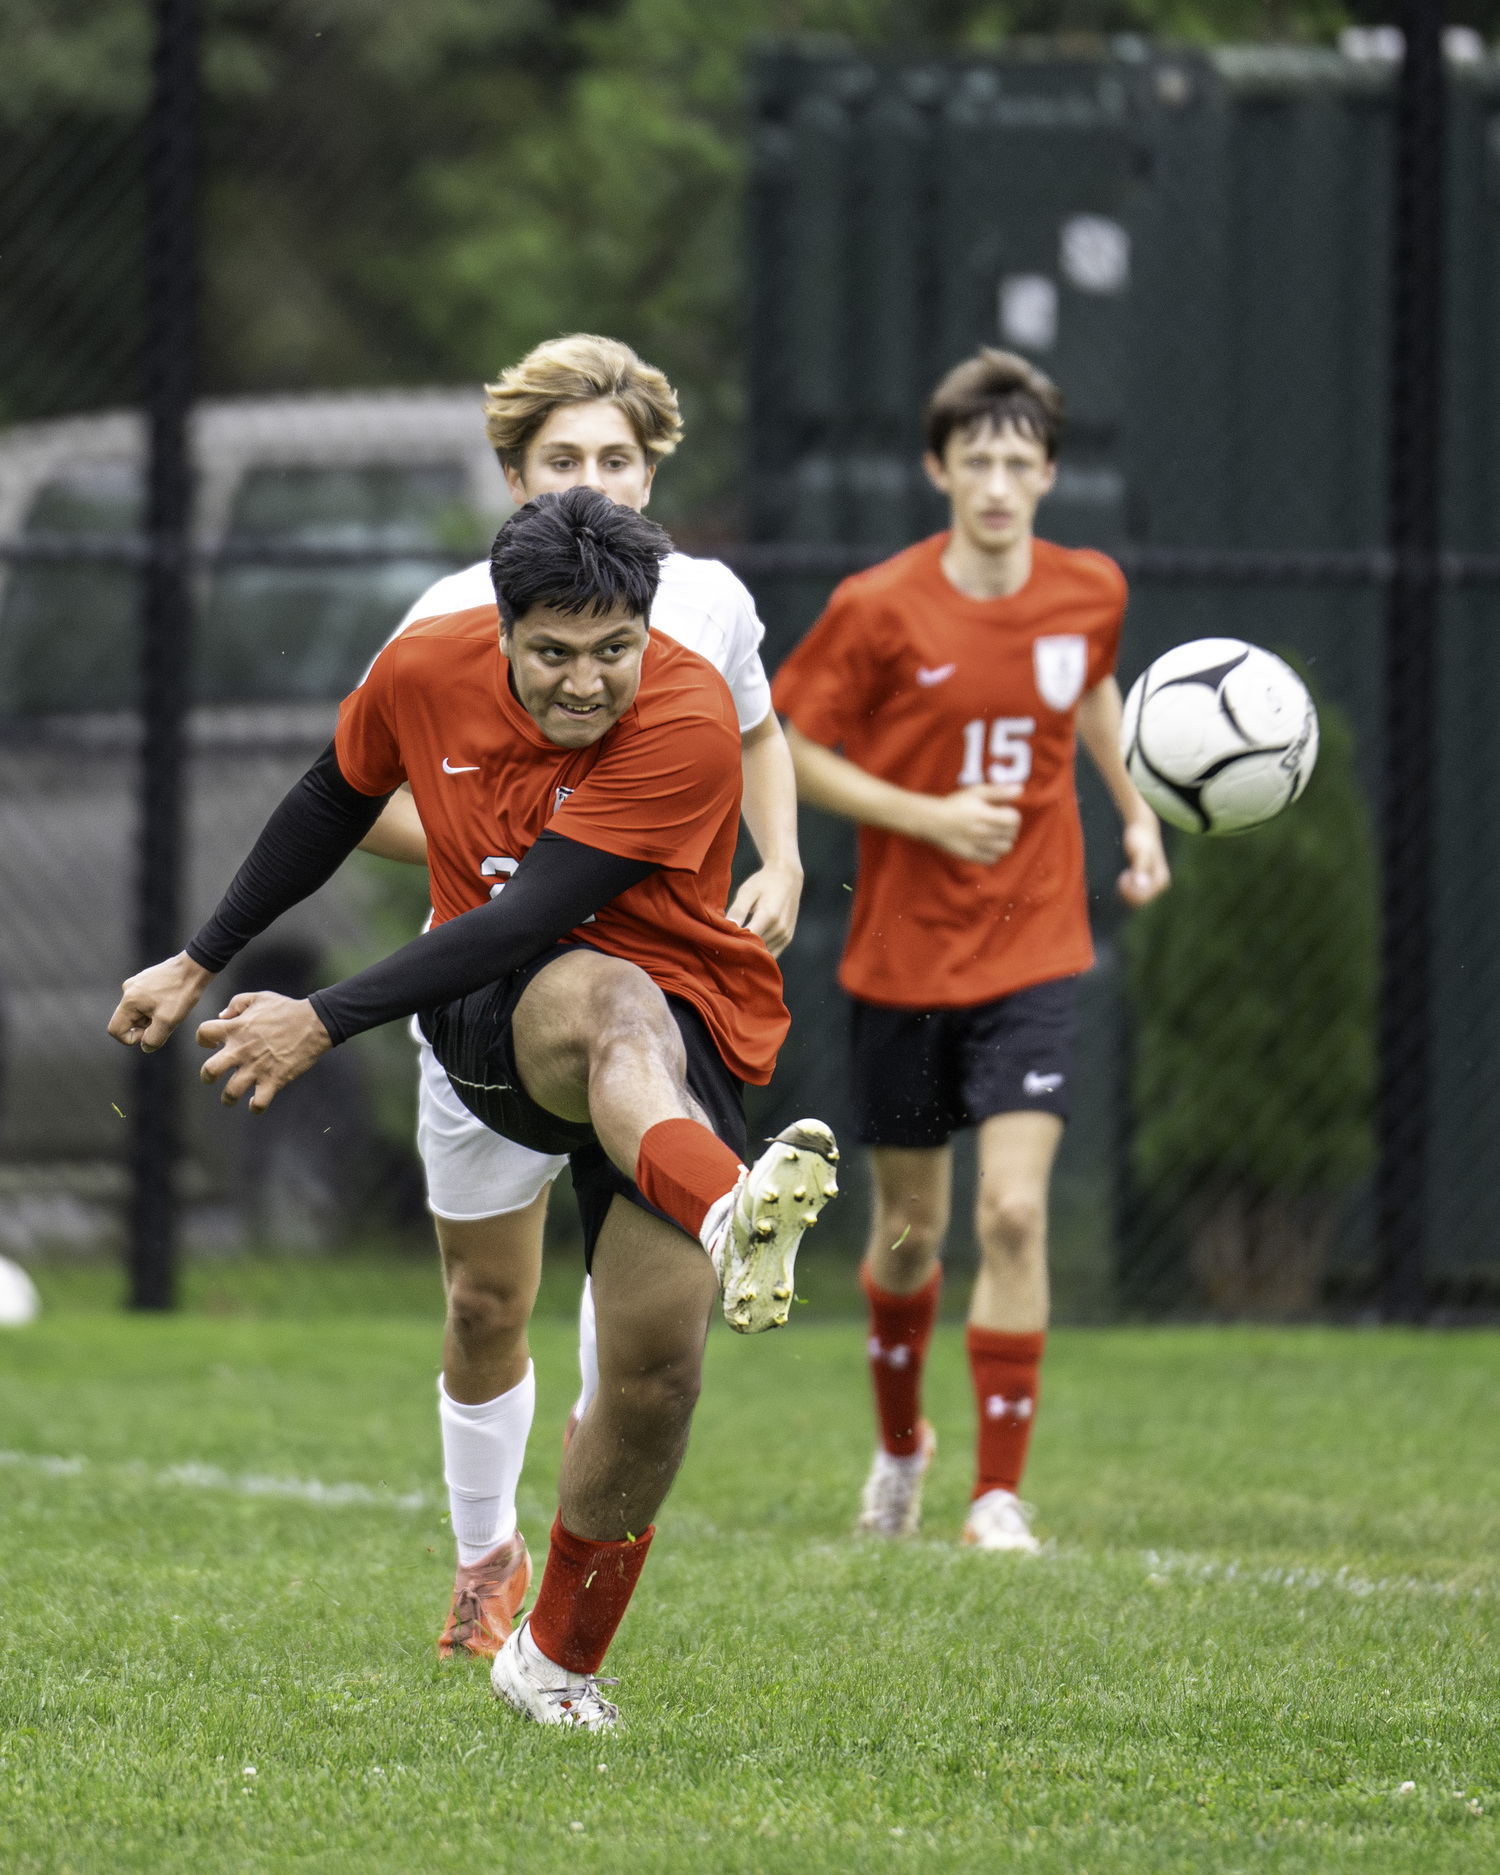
left=197, top=992, right=332, bottom=1112
left=108, top=952, right=217, bottom=1053
left=726, top=862, right=803, bottom=957
left=1117, top=814, right=1171, bottom=908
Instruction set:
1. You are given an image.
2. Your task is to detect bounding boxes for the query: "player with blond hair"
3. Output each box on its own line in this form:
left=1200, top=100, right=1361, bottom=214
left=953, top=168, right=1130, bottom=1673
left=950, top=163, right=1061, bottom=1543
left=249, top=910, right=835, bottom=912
left=357, top=334, right=804, bottom=1659
left=774, top=349, right=1170, bottom=1550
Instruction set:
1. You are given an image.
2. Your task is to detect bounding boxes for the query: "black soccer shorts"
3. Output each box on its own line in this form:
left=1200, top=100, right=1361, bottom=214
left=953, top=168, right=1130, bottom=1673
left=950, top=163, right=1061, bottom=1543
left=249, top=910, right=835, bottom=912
left=849, top=974, right=1079, bottom=1149
left=421, top=941, right=747, bottom=1268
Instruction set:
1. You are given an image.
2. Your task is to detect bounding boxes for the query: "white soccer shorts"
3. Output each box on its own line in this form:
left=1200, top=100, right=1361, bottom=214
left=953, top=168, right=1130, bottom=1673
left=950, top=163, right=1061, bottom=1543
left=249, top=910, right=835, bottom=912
left=414, top=1026, right=567, bottom=1220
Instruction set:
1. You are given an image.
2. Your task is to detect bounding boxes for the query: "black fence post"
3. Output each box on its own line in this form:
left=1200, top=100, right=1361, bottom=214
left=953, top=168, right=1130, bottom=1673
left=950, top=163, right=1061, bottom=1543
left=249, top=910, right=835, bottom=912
left=129, top=0, right=199, bottom=1312
left=1379, top=0, right=1445, bottom=1322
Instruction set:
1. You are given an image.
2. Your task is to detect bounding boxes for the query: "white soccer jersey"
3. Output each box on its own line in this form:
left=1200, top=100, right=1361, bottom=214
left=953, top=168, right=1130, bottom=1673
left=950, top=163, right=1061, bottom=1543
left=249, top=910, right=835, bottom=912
left=391, top=551, right=772, bottom=732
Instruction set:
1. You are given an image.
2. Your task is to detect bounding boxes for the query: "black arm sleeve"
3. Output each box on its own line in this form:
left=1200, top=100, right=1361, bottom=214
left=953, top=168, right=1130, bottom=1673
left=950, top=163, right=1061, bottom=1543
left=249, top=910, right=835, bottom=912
left=185, top=742, right=392, bottom=974
left=307, top=830, right=656, bottom=1045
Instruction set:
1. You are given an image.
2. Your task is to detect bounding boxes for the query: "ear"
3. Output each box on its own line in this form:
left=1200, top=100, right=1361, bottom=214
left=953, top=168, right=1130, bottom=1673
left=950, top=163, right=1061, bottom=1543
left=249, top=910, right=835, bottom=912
left=638, top=461, right=658, bottom=511
left=1039, top=458, right=1059, bottom=497
left=503, top=461, right=529, bottom=507
left=922, top=449, right=951, bottom=497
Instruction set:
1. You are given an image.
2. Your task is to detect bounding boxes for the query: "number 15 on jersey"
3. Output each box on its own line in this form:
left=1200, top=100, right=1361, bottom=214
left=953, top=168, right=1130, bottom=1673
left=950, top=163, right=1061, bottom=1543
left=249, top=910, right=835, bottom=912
left=958, top=717, right=1035, bottom=787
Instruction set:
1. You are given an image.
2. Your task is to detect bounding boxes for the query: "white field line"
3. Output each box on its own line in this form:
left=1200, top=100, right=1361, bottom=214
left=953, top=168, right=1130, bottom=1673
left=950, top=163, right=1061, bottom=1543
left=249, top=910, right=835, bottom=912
left=0, top=1447, right=433, bottom=1512
left=1140, top=1547, right=1493, bottom=1604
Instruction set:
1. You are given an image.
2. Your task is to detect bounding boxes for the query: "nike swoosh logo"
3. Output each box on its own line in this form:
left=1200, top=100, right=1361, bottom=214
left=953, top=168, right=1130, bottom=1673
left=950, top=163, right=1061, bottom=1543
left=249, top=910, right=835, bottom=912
left=916, top=664, right=957, bottom=687
left=442, top=758, right=480, bottom=774
left=1023, top=1071, right=1064, bottom=1096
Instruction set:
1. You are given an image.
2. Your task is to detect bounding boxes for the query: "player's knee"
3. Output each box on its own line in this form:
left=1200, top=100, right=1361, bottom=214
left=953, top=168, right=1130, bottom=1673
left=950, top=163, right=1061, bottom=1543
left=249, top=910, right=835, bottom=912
left=445, top=1269, right=530, bottom=1351
left=870, top=1201, right=947, bottom=1286
left=607, top=1338, right=705, bottom=1433
left=585, top=968, right=680, bottom=1066
left=879, top=1221, right=944, bottom=1287
left=976, top=1190, right=1045, bottom=1263
left=607, top=1365, right=702, bottom=1449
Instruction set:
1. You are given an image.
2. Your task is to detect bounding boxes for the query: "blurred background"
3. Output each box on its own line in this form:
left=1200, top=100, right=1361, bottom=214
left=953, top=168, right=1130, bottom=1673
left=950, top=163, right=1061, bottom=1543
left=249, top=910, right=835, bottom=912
left=2, top=0, right=1497, bottom=1322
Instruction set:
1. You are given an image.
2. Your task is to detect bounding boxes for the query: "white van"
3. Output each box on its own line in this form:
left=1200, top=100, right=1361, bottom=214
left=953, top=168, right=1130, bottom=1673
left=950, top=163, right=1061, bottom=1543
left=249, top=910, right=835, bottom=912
left=0, top=390, right=510, bottom=1249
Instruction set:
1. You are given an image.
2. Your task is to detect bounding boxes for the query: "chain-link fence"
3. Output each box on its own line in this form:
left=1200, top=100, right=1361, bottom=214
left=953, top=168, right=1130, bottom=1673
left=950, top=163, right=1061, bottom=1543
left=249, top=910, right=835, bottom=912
left=1, top=6, right=1486, bottom=1318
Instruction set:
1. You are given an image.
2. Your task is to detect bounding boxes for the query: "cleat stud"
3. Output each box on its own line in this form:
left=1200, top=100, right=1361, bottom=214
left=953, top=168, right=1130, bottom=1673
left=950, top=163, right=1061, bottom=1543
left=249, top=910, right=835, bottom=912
left=772, top=1284, right=791, bottom=1300
left=802, top=1212, right=818, bottom=1227
left=781, top=1147, right=798, bottom=1162
left=755, top=1220, right=775, bottom=1239
left=793, top=1185, right=807, bottom=1201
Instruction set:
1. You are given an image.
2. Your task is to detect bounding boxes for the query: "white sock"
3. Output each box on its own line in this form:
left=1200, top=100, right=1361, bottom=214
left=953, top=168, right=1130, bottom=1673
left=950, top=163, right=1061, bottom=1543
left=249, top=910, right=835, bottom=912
left=573, top=1276, right=599, bottom=1425
left=438, top=1365, right=535, bottom=1566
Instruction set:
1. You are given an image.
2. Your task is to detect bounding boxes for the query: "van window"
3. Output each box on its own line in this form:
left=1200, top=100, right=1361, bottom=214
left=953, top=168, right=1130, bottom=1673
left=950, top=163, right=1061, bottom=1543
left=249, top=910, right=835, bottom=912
left=0, top=465, right=142, bottom=714
left=0, top=460, right=486, bottom=715
left=197, top=465, right=483, bottom=703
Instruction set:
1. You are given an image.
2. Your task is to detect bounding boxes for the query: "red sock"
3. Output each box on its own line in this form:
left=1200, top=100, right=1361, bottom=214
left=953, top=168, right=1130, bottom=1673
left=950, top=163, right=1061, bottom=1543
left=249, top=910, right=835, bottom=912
left=968, top=1327, right=1045, bottom=1498
left=527, top=1515, right=655, bottom=1675
left=862, top=1260, right=942, bottom=1457
left=635, top=1118, right=744, bottom=1241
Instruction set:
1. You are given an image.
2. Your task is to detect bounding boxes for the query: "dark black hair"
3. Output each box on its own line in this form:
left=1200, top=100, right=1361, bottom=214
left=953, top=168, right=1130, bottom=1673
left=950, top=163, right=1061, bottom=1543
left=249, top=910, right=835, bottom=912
left=488, top=485, right=672, bottom=633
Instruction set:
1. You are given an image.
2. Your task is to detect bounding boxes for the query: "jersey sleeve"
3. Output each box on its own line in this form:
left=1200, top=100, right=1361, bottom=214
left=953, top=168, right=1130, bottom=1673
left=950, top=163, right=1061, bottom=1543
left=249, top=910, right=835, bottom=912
left=769, top=580, right=900, bottom=748
left=361, top=560, right=493, bottom=683
left=714, top=567, right=773, bottom=730
left=1083, top=553, right=1127, bottom=687
left=550, top=714, right=740, bottom=872
left=335, top=638, right=408, bottom=794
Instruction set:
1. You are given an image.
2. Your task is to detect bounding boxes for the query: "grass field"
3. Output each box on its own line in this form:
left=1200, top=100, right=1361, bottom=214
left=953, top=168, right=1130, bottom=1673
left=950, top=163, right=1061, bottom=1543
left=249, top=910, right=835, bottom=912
left=2, top=1257, right=1498, bottom=1872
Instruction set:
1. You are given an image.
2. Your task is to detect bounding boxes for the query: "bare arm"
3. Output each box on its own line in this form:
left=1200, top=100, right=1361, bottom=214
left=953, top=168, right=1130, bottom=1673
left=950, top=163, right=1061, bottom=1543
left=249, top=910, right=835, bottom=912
left=782, top=721, right=1022, bottom=864
left=725, top=710, right=803, bottom=956
left=1075, top=675, right=1171, bottom=907
left=358, top=783, right=428, bottom=865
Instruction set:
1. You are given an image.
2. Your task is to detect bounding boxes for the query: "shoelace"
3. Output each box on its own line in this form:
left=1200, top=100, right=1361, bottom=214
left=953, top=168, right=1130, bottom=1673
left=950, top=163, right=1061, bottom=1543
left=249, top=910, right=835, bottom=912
left=975, top=1494, right=1037, bottom=1535
left=448, top=1586, right=487, bottom=1641
left=541, top=1676, right=620, bottom=1725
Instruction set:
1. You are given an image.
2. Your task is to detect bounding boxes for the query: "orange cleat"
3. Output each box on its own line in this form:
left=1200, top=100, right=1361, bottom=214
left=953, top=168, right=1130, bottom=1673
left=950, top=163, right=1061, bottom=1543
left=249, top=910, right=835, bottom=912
left=437, top=1532, right=532, bottom=1660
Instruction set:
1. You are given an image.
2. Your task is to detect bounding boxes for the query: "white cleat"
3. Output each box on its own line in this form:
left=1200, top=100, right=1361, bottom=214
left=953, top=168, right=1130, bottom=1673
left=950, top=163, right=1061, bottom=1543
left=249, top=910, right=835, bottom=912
left=712, top=1118, right=839, bottom=1334
left=490, top=1616, right=619, bottom=1732
left=961, top=1487, right=1041, bottom=1554
left=855, top=1420, right=937, bottom=1539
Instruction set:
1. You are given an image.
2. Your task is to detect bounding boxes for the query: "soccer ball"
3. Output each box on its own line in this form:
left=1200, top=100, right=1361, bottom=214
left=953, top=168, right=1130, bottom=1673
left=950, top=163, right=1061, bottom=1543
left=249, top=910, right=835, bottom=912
left=1120, top=639, right=1319, bottom=835
left=0, top=1254, right=40, bottom=1326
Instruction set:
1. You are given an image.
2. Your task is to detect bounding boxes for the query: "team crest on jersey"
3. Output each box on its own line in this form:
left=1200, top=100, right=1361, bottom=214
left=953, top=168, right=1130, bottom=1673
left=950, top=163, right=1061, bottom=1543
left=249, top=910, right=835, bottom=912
left=1033, top=635, right=1088, bottom=711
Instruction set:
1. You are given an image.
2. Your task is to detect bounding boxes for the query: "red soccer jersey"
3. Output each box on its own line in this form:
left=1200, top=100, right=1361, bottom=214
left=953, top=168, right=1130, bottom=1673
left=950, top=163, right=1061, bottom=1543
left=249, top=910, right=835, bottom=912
left=335, top=607, right=788, bottom=1084
left=772, top=534, right=1124, bottom=1009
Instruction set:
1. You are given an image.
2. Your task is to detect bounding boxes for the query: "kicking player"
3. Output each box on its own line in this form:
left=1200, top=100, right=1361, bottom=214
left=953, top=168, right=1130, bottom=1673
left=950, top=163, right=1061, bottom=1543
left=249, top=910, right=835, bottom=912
left=109, top=488, right=837, bottom=1730
left=354, top=334, right=801, bottom=1659
left=772, top=349, right=1169, bottom=1550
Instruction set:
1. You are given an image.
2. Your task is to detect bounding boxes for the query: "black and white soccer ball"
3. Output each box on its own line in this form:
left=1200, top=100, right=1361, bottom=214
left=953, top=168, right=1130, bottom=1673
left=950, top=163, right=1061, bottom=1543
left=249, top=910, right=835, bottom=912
left=0, top=1254, right=40, bottom=1326
left=1120, top=638, right=1319, bottom=835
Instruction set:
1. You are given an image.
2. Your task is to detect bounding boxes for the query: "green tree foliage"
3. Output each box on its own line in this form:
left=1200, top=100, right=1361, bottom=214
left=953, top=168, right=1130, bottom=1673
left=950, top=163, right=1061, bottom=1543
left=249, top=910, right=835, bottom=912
left=6, top=0, right=1499, bottom=512
left=1124, top=676, right=1377, bottom=1209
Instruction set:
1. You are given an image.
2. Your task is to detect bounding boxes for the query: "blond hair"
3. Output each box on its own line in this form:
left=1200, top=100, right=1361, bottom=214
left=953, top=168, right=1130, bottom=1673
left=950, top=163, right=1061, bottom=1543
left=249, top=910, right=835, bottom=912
left=481, top=334, right=684, bottom=469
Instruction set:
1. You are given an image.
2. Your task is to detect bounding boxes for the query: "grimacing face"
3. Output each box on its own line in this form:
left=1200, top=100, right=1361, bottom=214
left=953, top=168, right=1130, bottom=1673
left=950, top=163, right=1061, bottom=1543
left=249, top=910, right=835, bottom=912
left=923, top=418, right=1057, bottom=555
left=506, top=600, right=648, bottom=749
left=505, top=400, right=655, bottom=513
